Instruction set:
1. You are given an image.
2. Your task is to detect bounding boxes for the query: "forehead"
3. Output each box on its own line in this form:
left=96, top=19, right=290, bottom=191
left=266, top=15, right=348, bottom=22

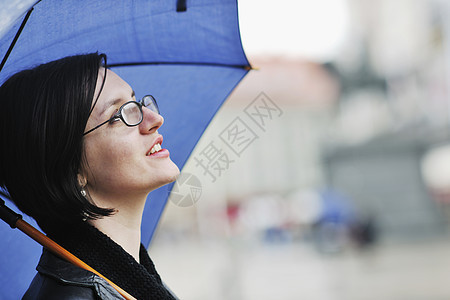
left=95, top=69, right=131, bottom=101
left=92, top=69, right=133, bottom=116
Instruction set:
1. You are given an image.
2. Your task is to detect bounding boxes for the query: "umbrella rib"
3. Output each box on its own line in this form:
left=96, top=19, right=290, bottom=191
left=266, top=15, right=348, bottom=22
left=0, top=6, right=36, bottom=73
left=0, top=190, right=10, bottom=201
left=108, top=61, right=252, bottom=70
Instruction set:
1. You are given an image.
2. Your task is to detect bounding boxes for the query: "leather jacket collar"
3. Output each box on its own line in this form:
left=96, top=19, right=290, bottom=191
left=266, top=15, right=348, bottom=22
left=23, top=248, right=124, bottom=299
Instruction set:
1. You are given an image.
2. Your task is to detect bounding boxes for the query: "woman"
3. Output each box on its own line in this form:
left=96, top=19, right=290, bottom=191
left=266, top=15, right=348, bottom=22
left=0, top=53, right=180, bottom=299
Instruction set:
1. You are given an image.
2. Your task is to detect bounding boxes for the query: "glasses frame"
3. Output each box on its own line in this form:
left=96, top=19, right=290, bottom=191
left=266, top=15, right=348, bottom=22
left=83, top=95, right=159, bottom=135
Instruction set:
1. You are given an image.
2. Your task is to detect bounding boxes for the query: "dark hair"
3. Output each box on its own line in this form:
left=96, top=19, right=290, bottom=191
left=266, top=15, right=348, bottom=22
left=0, top=53, right=114, bottom=233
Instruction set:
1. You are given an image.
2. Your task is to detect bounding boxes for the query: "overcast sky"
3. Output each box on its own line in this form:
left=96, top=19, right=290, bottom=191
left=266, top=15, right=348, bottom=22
left=238, top=0, right=350, bottom=62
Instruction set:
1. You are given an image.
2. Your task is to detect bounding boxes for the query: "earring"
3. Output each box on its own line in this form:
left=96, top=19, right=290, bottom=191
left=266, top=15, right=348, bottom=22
left=80, top=187, right=87, bottom=198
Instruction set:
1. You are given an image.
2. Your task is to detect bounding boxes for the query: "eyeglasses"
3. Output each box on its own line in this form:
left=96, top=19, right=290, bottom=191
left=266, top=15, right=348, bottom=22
left=83, top=95, right=159, bottom=135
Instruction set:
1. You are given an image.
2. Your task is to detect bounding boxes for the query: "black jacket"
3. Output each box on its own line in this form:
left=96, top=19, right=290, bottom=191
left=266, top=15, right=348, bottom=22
left=22, top=221, right=178, bottom=300
left=22, top=249, right=124, bottom=299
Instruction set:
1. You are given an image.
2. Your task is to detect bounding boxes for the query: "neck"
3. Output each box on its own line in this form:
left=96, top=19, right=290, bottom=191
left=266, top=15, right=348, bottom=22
left=88, top=194, right=146, bottom=263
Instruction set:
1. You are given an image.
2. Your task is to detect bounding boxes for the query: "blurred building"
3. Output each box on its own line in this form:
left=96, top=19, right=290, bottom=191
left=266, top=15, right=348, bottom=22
left=151, top=1, right=450, bottom=299
left=156, top=0, right=450, bottom=245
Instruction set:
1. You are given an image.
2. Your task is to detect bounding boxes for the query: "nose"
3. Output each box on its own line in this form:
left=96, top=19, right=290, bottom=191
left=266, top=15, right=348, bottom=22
left=139, top=106, right=163, bottom=134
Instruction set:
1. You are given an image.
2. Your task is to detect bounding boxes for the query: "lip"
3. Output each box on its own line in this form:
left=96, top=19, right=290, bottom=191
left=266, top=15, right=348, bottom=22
left=148, top=148, right=170, bottom=158
left=146, top=135, right=164, bottom=156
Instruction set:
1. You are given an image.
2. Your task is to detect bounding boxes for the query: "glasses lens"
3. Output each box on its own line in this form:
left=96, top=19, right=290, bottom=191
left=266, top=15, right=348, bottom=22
left=121, top=102, right=142, bottom=126
left=142, top=95, right=159, bottom=114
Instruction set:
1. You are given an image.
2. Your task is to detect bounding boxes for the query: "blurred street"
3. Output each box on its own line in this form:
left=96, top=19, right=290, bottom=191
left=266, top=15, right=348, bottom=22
left=151, top=236, right=450, bottom=300
left=150, top=1, right=450, bottom=299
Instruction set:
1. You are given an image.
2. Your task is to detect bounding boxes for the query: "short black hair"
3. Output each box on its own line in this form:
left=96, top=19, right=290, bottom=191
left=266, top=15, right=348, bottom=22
left=0, top=53, right=114, bottom=233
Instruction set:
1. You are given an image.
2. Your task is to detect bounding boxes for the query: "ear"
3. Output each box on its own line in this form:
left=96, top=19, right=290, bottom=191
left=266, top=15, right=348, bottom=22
left=77, top=173, right=87, bottom=187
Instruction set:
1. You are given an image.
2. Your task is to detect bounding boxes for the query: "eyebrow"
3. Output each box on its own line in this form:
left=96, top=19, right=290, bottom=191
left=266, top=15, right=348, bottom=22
left=99, top=90, right=136, bottom=116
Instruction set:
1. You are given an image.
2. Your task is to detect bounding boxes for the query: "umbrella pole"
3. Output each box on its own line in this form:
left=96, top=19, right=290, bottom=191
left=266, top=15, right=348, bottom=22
left=0, top=200, right=136, bottom=300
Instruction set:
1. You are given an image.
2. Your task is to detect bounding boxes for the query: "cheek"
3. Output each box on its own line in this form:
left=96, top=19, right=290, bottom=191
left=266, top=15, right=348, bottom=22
left=84, top=137, right=134, bottom=177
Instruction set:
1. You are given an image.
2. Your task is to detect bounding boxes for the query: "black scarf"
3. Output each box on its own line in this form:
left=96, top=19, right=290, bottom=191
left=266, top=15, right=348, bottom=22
left=48, top=221, right=176, bottom=300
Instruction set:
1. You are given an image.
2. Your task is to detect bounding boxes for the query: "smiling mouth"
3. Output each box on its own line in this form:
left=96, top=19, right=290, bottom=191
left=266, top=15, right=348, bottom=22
left=147, top=143, right=162, bottom=156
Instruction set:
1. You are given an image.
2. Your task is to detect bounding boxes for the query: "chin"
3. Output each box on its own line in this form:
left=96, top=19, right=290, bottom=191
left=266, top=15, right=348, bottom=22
left=166, top=161, right=181, bottom=183
left=151, top=161, right=180, bottom=190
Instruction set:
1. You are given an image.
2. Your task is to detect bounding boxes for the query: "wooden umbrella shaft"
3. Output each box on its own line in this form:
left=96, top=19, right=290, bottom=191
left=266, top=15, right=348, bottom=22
left=0, top=199, right=135, bottom=300
left=15, top=219, right=137, bottom=300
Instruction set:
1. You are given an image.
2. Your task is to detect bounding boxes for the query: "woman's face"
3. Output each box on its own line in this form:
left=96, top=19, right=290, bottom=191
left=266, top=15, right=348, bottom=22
left=81, top=69, right=180, bottom=201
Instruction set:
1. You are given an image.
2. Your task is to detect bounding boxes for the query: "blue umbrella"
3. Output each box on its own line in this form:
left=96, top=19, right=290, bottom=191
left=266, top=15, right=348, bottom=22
left=0, top=0, right=250, bottom=298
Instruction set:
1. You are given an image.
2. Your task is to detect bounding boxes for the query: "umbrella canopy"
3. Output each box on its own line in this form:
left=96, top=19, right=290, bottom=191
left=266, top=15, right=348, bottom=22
left=0, top=0, right=249, bottom=298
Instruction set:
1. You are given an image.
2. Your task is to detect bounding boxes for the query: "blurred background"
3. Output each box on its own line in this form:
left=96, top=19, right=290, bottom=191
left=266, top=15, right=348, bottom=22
left=149, top=0, right=450, bottom=299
